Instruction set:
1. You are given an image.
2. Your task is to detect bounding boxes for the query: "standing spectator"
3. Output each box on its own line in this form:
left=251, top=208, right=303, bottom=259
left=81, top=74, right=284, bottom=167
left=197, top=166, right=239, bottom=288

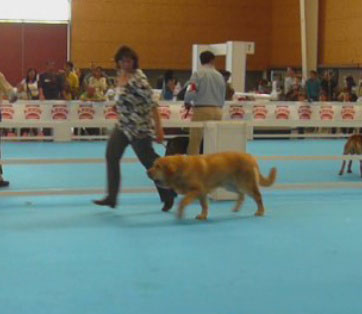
left=18, top=68, right=39, bottom=100
left=220, top=70, right=235, bottom=100
left=64, top=61, right=79, bottom=100
left=0, top=72, right=18, bottom=187
left=93, top=45, right=176, bottom=211
left=257, top=79, right=271, bottom=94
left=88, top=66, right=108, bottom=98
left=184, top=50, right=226, bottom=155
left=284, top=67, right=296, bottom=94
left=321, top=71, right=337, bottom=101
left=39, top=61, right=64, bottom=100
left=305, top=70, right=321, bottom=101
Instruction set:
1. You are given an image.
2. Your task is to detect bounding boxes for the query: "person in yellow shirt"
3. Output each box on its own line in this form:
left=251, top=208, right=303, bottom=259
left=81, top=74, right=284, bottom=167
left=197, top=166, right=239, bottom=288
left=64, top=61, right=79, bottom=100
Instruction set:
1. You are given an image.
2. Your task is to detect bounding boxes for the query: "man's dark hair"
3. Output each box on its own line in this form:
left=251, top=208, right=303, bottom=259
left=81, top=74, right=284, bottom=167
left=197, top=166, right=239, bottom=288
left=220, top=69, right=231, bottom=81
left=164, top=70, right=174, bottom=81
left=114, top=46, right=139, bottom=69
left=200, top=51, right=215, bottom=65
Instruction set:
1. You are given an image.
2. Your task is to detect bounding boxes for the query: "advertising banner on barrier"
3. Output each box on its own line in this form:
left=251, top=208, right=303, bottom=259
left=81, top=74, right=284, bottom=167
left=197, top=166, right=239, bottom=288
left=1, top=100, right=362, bottom=124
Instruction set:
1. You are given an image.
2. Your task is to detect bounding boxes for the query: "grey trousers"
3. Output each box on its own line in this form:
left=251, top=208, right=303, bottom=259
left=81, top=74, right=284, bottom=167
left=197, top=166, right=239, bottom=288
left=105, top=127, right=176, bottom=203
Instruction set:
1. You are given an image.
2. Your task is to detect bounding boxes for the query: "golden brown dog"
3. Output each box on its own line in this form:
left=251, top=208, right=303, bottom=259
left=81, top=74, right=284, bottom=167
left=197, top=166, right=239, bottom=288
left=148, top=152, right=277, bottom=220
left=339, top=134, right=362, bottom=177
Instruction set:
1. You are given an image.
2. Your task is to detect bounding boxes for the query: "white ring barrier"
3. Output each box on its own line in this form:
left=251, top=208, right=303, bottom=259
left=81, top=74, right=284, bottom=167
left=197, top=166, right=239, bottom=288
left=1, top=100, right=362, bottom=141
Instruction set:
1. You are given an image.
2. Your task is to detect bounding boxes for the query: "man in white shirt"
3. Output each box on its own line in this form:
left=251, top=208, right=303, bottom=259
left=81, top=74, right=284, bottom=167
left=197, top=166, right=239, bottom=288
left=184, top=51, right=226, bottom=155
left=284, top=67, right=296, bottom=95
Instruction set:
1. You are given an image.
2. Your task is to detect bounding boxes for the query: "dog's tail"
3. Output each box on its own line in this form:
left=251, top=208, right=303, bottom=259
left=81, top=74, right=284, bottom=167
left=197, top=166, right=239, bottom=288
left=257, top=167, right=277, bottom=187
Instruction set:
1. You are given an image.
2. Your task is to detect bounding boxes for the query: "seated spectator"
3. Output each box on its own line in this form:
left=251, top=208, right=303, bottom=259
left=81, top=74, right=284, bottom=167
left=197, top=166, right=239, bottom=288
left=257, top=79, right=271, bottom=94
left=220, top=70, right=235, bottom=100
left=80, top=86, right=105, bottom=102
left=18, top=68, right=39, bottom=100
left=306, top=70, right=321, bottom=101
left=286, top=77, right=303, bottom=101
left=39, top=61, right=64, bottom=100
left=319, top=90, right=328, bottom=102
left=338, top=87, right=357, bottom=102
left=63, top=61, right=79, bottom=100
left=105, top=81, right=118, bottom=101
left=161, top=76, right=177, bottom=100
left=88, top=66, right=108, bottom=98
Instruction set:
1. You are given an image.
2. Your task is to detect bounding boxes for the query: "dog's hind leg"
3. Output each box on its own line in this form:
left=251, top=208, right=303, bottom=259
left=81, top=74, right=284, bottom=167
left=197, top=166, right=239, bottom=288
left=360, top=160, right=362, bottom=177
left=232, top=192, right=245, bottom=212
left=246, top=185, right=265, bottom=217
left=196, top=195, right=208, bottom=220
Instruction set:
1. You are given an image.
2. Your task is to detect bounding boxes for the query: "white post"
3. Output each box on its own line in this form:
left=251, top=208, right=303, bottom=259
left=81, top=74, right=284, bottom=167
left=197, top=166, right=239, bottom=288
left=226, top=41, right=247, bottom=93
left=53, top=124, right=72, bottom=142
left=203, top=121, right=247, bottom=200
left=300, top=0, right=319, bottom=79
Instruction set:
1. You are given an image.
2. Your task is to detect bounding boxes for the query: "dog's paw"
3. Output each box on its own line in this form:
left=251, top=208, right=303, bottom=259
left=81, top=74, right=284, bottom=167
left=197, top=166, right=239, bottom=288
left=196, top=214, right=207, bottom=220
left=255, top=211, right=264, bottom=217
left=232, top=207, right=240, bottom=212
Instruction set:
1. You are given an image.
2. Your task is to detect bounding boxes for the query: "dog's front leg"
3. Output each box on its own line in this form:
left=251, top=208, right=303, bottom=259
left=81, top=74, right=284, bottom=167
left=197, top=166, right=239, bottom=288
left=177, top=191, right=201, bottom=219
left=360, top=160, right=362, bottom=177
left=196, top=195, right=208, bottom=220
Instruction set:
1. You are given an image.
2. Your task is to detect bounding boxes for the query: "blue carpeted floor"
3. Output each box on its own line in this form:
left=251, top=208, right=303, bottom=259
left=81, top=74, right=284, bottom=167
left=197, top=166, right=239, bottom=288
left=0, top=140, right=361, bottom=314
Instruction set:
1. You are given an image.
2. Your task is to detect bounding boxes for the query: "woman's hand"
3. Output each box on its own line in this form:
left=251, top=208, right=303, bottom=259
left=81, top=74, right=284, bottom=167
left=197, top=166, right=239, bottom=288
left=155, top=126, right=164, bottom=144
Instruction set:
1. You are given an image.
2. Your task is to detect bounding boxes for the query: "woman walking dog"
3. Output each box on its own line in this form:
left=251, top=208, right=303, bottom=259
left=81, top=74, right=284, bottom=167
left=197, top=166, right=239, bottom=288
left=93, top=46, right=176, bottom=211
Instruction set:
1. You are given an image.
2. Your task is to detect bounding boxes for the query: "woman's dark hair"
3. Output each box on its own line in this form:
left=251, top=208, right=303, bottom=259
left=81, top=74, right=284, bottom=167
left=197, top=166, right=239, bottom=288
left=26, top=68, right=38, bottom=83
left=66, top=61, right=74, bottom=70
left=114, top=46, right=139, bottom=69
left=200, top=51, right=215, bottom=65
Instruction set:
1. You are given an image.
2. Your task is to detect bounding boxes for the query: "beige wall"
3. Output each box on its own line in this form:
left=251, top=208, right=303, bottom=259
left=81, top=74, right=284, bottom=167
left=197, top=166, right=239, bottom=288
left=319, top=0, right=362, bottom=66
left=269, top=0, right=301, bottom=68
left=71, top=0, right=272, bottom=70
left=270, top=0, right=362, bottom=69
left=72, top=0, right=362, bottom=71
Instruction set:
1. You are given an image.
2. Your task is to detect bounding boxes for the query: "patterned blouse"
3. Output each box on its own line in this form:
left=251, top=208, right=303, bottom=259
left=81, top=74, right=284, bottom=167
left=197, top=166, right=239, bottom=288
left=116, top=69, right=158, bottom=140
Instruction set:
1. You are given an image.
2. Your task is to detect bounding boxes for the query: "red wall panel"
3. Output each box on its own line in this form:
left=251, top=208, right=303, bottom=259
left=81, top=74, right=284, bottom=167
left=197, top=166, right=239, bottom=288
left=0, top=23, right=23, bottom=85
left=0, top=23, right=67, bottom=85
